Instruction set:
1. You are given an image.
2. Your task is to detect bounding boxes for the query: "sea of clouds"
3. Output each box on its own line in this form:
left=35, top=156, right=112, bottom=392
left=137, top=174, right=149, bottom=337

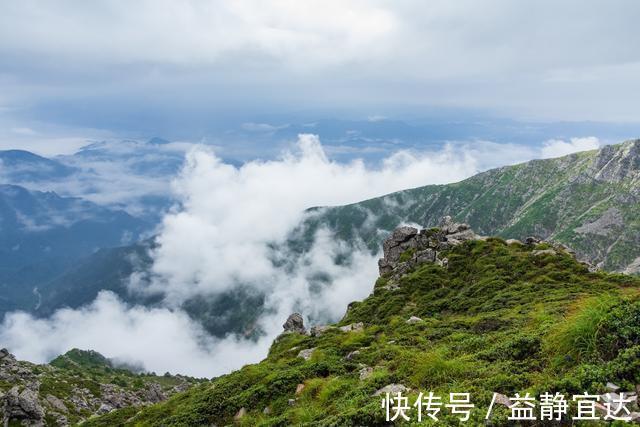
left=0, top=135, right=601, bottom=377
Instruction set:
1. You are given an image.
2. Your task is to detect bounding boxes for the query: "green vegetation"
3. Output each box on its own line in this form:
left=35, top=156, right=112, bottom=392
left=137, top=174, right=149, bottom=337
left=92, top=238, right=640, bottom=426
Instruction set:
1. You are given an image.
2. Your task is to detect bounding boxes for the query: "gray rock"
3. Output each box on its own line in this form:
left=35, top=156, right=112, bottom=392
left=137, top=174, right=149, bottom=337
left=297, top=348, right=316, bottom=361
left=4, top=386, right=45, bottom=422
left=309, top=325, right=334, bottom=337
left=282, top=313, right=306, bottom=334
left=378, top=217, right=478, bottom=277
left=46, top=394, right=68, bottom=413
left=97, top=403, right=114, bottom=414
left=525, top=236, right=541, bottom=245
left=295, top=383, right=305, bottom=395
left=263, top=406, right=271, bottom=415
left=144, top=382, right=166, bottom=403
left=339, top=322, right=364, bottom=333
left=373, top=384, right=408, bottom=396
left=406, top=316, right=423, bottom=324
left=359, top=367, right=373, bottom=380
left=505, top=239, right=522, bottom=245
left=606, top=382, right=621, bottom=393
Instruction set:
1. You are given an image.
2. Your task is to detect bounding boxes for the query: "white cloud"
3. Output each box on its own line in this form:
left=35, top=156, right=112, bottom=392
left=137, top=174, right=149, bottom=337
left=2, top=1, right=640, bottom=123
left=0, top=291, right=273, bottom=377
left=540, top=137, right=601, bottom=159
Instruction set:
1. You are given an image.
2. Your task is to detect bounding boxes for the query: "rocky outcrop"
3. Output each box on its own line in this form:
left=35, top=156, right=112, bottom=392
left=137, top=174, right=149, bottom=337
left=282, top=313, right=306, bottom=335
left=0, top=349, right=194, bottom=426
left=378, top=216, right=481, bottom=276
left=3, top=386, right=45, bottom=426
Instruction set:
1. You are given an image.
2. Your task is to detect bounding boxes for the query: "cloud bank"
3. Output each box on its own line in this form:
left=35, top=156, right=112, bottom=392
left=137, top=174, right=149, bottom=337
left=0, top=135, right=601, bottom=376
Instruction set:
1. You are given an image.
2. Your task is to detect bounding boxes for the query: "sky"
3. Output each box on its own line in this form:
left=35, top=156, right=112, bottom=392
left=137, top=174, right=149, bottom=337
left=1, top=0, right=640, bottom=153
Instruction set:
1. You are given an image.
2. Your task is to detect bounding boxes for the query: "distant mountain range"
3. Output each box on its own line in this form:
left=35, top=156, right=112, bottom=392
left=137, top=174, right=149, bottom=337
left=0, top=184, right=150, bottom=316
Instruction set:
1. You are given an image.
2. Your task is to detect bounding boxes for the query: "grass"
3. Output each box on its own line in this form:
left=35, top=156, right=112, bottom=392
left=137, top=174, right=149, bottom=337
left=87, top=239, right=640, bottom=426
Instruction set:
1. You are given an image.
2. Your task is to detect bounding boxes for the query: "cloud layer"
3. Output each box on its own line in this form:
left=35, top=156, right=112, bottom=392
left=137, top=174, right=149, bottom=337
left=0, top=135, right=601, bottom=376
left=1, top=0, right=640, bottom=134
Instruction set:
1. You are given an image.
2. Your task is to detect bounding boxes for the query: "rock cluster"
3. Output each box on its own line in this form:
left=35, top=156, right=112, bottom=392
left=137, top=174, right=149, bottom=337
left=0, top=348, right=192, bottom=426
left=378, top=216, right=480, bottom=276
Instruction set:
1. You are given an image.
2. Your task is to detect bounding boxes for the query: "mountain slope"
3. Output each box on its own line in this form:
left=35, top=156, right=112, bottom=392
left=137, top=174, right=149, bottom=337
left=91, top=221, right=640, bottom=425
left=296, top=139, right=640, bottom=273
left=0, top=348, right=199, bottom=426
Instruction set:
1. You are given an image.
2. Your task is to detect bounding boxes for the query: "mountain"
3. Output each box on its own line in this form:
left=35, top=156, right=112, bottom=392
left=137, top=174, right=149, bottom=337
left=0, top=184, right=150, bottom=316
left=16, top=139, right=640, bottom=339
left=86, top=220, right=640, bottom=425
left=0, top=348, right=199, bottom=426
left=295, top=139, right=640, bottom=273
left=0, top=150, right=76, bottom=182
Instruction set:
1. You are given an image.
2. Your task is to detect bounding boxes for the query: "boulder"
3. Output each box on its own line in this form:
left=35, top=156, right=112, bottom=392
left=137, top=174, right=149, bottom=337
left=143, top=382, right=166, bottom=403
left=295, top=384, right=305, bottom=395
left=339, top=322, right=364, bottom=333
left=406, top=316, right=423, bottom=324
left=373, top=384, right=409, bottom=396
left=46, top=394, right=68, bottom=413
left=359, top=367, right=373, bottom=381
left=309, top=325, right=334, bottom=337
left=524, top=236, right=541, bottom=245
left=97, top=403, right=114, bottom=415
left=297, top=348, right=316, bottom=361
left=4, top=386, right=45, bottom=423
left=282, top=313, right=306, bottom=334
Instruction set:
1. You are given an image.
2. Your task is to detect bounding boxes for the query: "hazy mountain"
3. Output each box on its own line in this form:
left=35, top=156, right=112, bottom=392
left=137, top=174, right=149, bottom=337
left=0, top=150, right=76, bottom=182
left=296, top=138, right=640, bottom=273
left=0, top=184, right=150, bottom=316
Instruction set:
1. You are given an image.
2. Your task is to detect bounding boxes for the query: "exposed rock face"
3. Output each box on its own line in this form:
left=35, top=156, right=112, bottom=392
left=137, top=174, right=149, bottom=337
left=378, top=216, right=480, bottom=276
left=282, top=313, right=306, bottom=334
left=3, top=386, right=45, bottom=425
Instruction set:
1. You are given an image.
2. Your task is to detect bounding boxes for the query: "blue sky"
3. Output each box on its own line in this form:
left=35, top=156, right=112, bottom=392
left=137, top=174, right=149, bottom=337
left=1, top=0, right=640, bottom=155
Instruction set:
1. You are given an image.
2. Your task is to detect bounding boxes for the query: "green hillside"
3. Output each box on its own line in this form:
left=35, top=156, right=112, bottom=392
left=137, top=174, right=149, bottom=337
left=296, top=139, right=640, bottom=273
left=90, top=226, right=640, bottom=425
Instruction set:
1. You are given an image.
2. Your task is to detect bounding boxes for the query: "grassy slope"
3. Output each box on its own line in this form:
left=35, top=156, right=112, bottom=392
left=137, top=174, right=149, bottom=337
left=296, top=141, right=640, bottom=272
left=94, top=239, right=640, bottom=426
